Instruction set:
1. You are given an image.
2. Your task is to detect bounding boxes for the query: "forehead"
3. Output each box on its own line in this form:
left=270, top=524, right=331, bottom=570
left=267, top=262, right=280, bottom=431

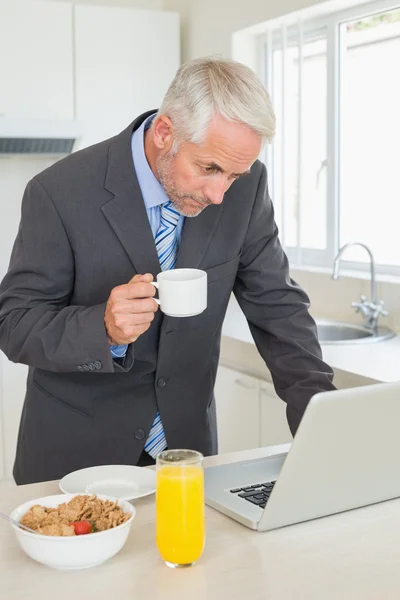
left=188, top=115, right=262, bottom=171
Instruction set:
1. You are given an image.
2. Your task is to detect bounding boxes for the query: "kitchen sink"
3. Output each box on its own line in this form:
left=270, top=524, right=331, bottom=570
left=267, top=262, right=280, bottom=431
left=315, top=319, right=395, bottom=345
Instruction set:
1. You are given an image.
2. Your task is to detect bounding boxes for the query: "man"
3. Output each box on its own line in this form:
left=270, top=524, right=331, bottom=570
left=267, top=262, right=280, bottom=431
left=0, top=57, right=335, bottom=485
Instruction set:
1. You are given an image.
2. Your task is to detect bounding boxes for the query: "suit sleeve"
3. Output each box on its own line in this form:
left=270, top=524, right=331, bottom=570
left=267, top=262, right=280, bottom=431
left=234, top=163, right=336, bottom=435
left=0, top=177, right=133, bottom=373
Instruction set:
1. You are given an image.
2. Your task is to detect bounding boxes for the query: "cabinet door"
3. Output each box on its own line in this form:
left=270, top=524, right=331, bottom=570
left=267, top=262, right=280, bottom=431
left=74, top=5, right=180, bottom=149
left=0, top=354, right=27, bottom=479
left=214, top=365, right=260, bottom=454
left=260, top=382, right=292, bottom=447
left=0, top=357, right=4, bottom=480
left=0, top=1, right=74, bottom=119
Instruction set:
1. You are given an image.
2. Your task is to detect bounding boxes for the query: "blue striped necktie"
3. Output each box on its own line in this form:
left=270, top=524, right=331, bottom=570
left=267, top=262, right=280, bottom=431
left=144, top=201, right=180, bottom=458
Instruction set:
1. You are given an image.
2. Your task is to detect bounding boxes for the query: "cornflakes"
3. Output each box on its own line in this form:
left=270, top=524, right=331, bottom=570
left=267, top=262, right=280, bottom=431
left=20, top=494, right=130, bottom=536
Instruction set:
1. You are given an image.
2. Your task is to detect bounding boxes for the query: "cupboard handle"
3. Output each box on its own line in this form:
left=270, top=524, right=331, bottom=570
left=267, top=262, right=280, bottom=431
left=234, top=378, right=256, bottom=390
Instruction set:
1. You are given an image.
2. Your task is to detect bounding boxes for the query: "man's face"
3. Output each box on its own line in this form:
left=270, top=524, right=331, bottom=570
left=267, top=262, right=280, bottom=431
left=155, top=115, right=262, bottom=217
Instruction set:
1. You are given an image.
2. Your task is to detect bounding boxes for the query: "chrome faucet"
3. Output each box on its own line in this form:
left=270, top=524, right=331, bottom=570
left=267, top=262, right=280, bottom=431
left=332, top=242, right=388, bottom=330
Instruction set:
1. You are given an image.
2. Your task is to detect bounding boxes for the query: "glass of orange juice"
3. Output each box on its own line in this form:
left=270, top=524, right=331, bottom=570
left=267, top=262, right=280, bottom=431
left=156, top=449, right=205, bottom=568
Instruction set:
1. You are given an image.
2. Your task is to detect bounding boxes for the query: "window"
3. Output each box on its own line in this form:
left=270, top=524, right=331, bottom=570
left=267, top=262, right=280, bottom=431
left=260, top=1, right=400, bottom=274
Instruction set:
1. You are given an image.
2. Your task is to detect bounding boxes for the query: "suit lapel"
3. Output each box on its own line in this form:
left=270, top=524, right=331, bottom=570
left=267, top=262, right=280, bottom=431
left=161, top=203, right=223, bottom=335
left=175, top=203, right=223, bottom=269
left=101, top=111, right=161, bottom=277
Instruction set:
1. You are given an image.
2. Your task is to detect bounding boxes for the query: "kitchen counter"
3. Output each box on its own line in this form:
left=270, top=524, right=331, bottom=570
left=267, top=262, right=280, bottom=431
left=222, top=296, right=400, bottom=383
left=320, top=335, right=400, bottom=382
left=3, top=444, right=400, bottom=600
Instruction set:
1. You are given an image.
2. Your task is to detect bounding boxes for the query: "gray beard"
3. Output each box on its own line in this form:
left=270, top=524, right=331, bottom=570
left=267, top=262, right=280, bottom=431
left=156, top=153, right=211, bottom=218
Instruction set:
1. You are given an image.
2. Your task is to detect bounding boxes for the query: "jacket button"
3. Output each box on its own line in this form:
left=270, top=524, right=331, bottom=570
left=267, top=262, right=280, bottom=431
left=77, top=366, right=84, bottom=372
left=157, top=377, right=167, bottom=388
left=88, top=362, right=95, bottom=371
left=94, top=360, right=102, bottom=370
left=135, top=429, right=145, bottom=440
left=82, top=365, right=90, bottom=371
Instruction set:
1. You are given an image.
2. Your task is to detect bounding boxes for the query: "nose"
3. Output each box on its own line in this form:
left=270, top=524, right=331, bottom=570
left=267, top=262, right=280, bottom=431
left=204, top=179, right=229, bottom=205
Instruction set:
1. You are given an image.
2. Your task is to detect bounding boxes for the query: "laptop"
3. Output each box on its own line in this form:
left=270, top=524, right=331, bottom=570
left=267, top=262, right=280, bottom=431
left=205, top=381, right=400, bottom=531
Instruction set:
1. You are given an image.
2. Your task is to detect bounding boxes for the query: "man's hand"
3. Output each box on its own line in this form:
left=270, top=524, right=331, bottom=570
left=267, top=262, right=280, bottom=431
left=104, top=273, right=158, bottom=345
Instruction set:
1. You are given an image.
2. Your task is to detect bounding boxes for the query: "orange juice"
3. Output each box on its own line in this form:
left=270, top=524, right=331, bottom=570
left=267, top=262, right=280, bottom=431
left=156, top=464, right=205, bottom=566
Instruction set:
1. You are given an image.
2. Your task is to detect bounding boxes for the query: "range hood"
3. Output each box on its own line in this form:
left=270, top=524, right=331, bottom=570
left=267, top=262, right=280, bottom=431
left=0, top=117, right=81, bottom=155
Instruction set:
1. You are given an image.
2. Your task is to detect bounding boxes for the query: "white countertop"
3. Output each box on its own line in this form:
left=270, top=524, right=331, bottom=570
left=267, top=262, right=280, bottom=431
left=320, top=336, right=400, bottom=382
left=222, top=296, right=400, bottom=383
left=3, top=445, right=400, bottom=600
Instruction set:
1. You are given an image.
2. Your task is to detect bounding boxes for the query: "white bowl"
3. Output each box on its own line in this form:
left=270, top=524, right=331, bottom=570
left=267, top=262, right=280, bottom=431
left=9, top=493, right=136, bottom=570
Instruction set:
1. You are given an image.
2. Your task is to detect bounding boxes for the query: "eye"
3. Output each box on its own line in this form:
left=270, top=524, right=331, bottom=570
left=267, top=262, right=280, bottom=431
left=203, top=166, right=216, bottom=174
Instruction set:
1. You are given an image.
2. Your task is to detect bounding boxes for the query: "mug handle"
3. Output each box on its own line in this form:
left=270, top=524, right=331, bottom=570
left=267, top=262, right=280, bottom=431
left=150, top=281, right=161, bottom=306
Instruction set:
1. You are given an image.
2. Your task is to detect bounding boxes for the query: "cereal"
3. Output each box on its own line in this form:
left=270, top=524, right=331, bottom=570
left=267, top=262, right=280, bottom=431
left=20, top=495, right=131, bottom=536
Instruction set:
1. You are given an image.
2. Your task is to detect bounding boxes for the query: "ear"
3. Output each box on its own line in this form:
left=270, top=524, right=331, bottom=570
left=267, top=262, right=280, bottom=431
left=152, top=115, right=174, bottom=152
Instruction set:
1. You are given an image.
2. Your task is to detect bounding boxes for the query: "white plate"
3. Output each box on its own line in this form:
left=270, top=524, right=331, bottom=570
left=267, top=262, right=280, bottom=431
left=59, top=465, right=156, bottom=501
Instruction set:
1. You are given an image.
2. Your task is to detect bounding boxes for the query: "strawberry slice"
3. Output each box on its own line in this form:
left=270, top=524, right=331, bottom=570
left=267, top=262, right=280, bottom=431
left=72, top=520, right=92, bottom=535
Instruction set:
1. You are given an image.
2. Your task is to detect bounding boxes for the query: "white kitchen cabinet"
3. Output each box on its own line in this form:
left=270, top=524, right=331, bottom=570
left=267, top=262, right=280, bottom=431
left=74, top=5, right=180, bottom=149
left=0, top=357, right=5, bottom=480
left=214, top=365, right=260, bottom=454
left=0, top=1, right=74, bottom=120
left=260, top=382, right=292, bottom=447
left=214, top=365, right=293, bottom=455
left=0, top=355, right=27, bottom=479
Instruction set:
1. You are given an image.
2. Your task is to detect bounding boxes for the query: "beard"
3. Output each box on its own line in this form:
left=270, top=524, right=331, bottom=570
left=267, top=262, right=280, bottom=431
left=156, top=150, right=212, bottom=218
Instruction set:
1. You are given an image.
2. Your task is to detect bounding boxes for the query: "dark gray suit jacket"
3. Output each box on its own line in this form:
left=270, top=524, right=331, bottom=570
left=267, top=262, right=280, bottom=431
left=0, top=110, right=335, bottom=484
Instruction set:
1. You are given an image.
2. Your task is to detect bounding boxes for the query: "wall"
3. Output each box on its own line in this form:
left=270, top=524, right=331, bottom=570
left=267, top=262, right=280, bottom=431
left=160, top=0, right=189, bottom=63
left=41, top=0, right=164, bottom=8
left=292, top=267, right=400, bottom=333
left=39, top=0, right=326, bottom=59
left=163, top=0, right=327, bottom=60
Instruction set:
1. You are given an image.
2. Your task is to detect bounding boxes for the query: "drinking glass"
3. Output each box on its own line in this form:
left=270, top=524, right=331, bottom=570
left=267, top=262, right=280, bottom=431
left=156, top=449, right=205, bottom=568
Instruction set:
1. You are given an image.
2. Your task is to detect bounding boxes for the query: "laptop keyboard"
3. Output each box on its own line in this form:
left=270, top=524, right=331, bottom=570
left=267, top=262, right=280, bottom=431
left=230, top=480, right=276, bottom=509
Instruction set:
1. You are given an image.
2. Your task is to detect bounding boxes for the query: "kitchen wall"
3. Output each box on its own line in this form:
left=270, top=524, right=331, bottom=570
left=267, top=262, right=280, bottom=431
left=292, top=268, right=400, bottom=333
left=41, top=0, right=164, bottom=8
left=163, top=0, right=327, bottom=60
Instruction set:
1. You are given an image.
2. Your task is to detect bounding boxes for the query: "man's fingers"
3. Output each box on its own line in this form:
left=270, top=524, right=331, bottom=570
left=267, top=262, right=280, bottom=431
left=125, top=282, right=157, bottom=300
left=106, top=274, right=157, bottom=345
left=111, top=299, right=158, bottom=315
left=111, top=281, right=156, bottom=301
left=128, top=273, right=153, bottom=284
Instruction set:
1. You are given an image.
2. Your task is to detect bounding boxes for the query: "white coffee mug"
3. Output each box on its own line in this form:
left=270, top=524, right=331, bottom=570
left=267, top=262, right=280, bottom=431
left=150, top=268, right=207, bottom=317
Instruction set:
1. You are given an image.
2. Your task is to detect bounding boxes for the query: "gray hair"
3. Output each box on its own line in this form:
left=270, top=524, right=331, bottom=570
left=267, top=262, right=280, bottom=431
left=156, top=56, right=276, bottom=148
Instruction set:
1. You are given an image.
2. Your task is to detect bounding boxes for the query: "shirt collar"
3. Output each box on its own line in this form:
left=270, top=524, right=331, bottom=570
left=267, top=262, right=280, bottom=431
left=131, top=115, right=169, bottom=209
